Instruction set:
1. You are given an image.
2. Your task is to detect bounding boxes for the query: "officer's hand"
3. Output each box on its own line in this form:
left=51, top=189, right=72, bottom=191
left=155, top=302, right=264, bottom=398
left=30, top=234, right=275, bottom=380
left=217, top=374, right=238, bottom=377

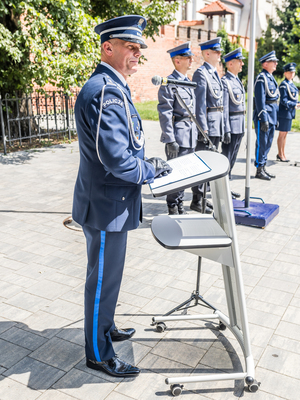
left=261, top=121, right=269, bottom=132
left=166, top=142, right=179, bottom=159
left=223, top=132, right=231, bottom=144
left=276, top=121, right=280, bottom=129
left=198, top=130, right=208, bottom=143
left=146, top=157, right=173, bottom=178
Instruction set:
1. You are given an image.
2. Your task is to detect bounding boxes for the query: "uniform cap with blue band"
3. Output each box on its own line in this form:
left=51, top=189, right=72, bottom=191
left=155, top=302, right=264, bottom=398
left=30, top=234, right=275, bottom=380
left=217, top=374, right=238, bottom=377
left=167, top=41, right=194, bottom=58
left=259, top=51, right=279, bottom=63
left=94, top=15, right=147, bottom=49
left=223, top=47, right=245, bottom=62
left=283, top=62, right=297, bottom=72
left=199, top=37, right=223, bottom=52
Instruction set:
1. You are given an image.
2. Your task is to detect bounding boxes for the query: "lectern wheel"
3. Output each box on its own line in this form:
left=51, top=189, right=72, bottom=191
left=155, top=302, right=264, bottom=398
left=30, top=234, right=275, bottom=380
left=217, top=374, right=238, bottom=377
left=170, top=384, right=183, bottom=396
left=219, top=321, right=226, bottom=331
left=156, top=322, right=166, bottom=333
left=245, top=377, right=259, bottom=392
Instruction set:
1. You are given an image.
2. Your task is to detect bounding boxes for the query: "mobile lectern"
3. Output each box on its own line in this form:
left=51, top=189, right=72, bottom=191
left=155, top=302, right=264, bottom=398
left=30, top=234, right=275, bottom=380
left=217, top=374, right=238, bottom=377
left=149, top=150, right=258, bottom=396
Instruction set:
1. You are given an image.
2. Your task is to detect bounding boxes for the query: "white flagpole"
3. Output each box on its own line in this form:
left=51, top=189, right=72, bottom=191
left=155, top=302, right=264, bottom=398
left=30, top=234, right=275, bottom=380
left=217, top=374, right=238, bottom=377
left=245, top=0, right=257, bottom=207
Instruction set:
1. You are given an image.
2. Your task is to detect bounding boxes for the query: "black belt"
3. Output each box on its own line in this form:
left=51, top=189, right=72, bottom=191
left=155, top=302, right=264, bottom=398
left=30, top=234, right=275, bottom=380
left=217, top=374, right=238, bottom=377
left=266, top=100, right=278, bottom=104
left=229, top=110, right=246, bottom=116
left=174, top=115, right=194, bottom=122
left=207, top=106, right=223, bottom=113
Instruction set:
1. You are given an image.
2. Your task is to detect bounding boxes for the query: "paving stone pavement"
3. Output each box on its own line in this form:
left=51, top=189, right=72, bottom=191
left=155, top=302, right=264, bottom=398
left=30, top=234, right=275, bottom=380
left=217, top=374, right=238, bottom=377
left=0, top=121, right=300, bottom=400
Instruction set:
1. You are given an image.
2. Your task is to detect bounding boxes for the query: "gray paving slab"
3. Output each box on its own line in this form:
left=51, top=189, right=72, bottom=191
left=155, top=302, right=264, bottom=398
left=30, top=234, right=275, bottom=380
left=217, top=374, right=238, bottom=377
left=0, top=121, right=300, bottom=399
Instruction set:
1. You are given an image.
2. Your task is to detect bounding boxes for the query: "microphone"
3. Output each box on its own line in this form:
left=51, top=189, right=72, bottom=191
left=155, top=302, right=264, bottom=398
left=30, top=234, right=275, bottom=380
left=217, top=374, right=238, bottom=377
left=151, top=75, right=197, bottom=89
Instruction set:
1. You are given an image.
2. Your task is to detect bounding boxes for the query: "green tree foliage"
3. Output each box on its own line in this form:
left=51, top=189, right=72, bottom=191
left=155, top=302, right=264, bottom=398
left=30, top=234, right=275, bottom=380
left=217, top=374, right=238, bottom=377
left=286, top=8, right=300, bottom=72
left=0, top=0, right=179, bottom=96
left=0, top=0, right=101, bottom=95
left=256, top=0, right=300, bottom=77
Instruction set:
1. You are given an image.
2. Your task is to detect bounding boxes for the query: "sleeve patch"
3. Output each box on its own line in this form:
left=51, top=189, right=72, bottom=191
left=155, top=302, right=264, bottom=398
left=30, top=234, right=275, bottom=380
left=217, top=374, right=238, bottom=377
left=102, top=98, right=124, bottom=109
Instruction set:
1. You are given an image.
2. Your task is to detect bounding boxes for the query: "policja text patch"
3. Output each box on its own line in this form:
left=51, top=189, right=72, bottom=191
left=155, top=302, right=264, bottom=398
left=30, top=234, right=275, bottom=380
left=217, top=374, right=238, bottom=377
left=102, top=98, right=124, bottom=109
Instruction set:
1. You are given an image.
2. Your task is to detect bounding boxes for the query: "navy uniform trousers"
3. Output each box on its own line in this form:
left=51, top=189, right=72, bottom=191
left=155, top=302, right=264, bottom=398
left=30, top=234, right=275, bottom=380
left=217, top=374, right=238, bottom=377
left=83, top=226, right=127, bottom=362
left=254, top=121, right=276, bottom=168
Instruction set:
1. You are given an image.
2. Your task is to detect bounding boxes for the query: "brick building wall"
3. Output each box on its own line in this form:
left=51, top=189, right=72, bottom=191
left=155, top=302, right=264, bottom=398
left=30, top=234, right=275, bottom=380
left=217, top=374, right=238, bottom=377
left=128, top=24, right=225, bottom=103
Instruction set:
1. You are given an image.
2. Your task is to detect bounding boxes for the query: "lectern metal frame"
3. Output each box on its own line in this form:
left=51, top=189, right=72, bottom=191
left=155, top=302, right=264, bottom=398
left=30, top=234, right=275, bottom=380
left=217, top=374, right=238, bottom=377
left=150, top=151, right=258, bottom=396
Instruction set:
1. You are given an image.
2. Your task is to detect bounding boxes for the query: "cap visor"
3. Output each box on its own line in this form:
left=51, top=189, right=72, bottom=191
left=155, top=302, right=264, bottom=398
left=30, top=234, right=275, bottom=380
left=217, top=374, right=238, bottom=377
left=121, top=38, right=147, bottom=49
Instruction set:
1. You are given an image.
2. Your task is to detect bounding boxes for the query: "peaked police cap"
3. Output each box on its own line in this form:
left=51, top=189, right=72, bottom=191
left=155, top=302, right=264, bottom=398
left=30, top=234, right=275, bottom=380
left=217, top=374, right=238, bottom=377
left=95, top=15, right=147, bottom=49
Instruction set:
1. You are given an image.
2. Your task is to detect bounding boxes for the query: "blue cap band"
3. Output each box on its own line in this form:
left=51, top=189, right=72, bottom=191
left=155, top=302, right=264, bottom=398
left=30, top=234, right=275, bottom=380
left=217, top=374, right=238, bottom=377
left=201, top=42, right=221, bottom=50
left=170, top=48, right=191, bottom=58
left=225, top=52, right=243, bottom=62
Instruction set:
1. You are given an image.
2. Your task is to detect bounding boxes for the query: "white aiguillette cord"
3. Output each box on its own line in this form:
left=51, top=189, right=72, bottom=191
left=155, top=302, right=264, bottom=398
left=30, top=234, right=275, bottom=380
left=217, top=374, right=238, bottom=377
left=95, top=83, right=145, bottom=164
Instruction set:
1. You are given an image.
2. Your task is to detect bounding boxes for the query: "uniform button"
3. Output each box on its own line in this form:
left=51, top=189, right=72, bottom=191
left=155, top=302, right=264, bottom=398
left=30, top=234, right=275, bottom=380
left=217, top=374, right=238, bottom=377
left=122, top=197, right=125, bottom=201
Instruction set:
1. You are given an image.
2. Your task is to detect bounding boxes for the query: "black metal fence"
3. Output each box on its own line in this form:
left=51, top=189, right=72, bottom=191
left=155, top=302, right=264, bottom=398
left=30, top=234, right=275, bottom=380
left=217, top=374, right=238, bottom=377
left=0, top=90, right=79, bottom=155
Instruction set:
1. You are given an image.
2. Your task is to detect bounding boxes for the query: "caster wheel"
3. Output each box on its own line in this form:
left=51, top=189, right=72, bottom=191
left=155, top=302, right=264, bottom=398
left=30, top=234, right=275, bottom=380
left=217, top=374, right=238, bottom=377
left=219, top=321, right=226, bottom=331
left=156, top=322, right=166, bottom=333
left=170, top=384, right=183, bottom=396
left=246, top=376, right=259, bottom=392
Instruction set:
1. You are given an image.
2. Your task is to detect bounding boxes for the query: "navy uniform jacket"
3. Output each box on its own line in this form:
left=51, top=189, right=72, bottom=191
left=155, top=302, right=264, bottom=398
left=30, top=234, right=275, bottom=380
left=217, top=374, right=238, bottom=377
left=278, top=79, right=298, bottom=120
left=253, top=69, right=279, bottom=125
left=72, top=64, right=155, bottom=232
left=192, top=62, right=223, bottom=137
left=158, top=69, right=197, bottom=148
left=222, top=72, right=245, bottom=134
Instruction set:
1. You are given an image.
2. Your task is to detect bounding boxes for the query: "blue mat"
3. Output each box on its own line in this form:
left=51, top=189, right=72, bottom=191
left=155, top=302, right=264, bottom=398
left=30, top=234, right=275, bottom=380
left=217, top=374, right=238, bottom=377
left=232, top=200, right=279, bottom=228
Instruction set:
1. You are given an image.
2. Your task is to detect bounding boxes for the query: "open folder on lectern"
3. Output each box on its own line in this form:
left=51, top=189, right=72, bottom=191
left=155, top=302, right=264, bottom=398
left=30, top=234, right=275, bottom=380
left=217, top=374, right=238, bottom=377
left=149, top=153, right=211, bottom=191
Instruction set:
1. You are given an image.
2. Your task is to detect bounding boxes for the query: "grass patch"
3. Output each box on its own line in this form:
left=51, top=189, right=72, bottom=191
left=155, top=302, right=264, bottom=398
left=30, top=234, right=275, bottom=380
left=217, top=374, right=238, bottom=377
left=134, top=101, right=159, bottom=121
left=0, top=132, right=78, bottom=154
left=292, top=109, right=300, bottom=132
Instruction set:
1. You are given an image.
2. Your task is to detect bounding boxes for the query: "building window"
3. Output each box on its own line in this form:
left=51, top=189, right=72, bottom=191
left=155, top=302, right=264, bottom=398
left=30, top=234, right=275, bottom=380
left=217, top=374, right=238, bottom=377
left=187, top=27, right=191, bottom=39
left=231, top=14, right=235, bottom=31
left=198, top=29, right=202, bottom=40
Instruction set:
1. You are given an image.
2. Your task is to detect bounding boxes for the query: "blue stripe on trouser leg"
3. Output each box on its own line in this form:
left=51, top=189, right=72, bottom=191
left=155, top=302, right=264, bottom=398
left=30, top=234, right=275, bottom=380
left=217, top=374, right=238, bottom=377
left=82, top=225, right=128, bottom=362
left=92, top=230, right=106, bottom=361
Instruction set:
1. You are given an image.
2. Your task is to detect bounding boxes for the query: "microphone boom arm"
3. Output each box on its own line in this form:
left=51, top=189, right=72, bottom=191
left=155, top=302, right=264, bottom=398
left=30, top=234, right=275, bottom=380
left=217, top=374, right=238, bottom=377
left=172, top=86, right=217, bottom=152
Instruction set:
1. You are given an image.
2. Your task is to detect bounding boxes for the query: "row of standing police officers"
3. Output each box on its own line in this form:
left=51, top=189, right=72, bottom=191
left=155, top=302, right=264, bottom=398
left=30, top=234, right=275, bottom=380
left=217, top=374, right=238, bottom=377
left=158, top=41, right=299, bottom=215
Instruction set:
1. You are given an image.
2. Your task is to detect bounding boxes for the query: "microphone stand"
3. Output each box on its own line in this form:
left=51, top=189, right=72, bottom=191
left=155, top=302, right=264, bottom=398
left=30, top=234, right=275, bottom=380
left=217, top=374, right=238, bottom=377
left=172, top=86, right=218, bottom=214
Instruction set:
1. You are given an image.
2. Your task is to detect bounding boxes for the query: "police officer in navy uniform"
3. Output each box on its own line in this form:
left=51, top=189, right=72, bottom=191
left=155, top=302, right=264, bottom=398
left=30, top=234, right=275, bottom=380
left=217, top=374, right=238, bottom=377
left=253, top=51, right=279, bottom=180
left=157, top=42, right=197, bottom=215
left=72, top=15, right=171, bottom=378
left=277, top=62, right=299, bottom=162
left=221, top=47, right=245, bottom=198
left=191, top=37, right=223, bottom=213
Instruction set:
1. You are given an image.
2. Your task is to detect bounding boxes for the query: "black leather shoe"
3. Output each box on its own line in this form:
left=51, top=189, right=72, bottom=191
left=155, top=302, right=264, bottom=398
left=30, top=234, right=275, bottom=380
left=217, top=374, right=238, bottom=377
left=263, top=166, right=276, bottom=179
left=205, top=199, right=213, bottom=209
left=231, top=190, right=241, bottom=199
left=168, top=205, right=179, bottom=215
left=111, top=327, right=135, bottom=342
left=276, top=154, right=289, bottom=162
left=177, top=203, right=187, bottom=215
left=255, top=167, right=271, bottom=181
left=190, top=201, right=213, bottom=214
left=86, top=356, right=140, bottom=378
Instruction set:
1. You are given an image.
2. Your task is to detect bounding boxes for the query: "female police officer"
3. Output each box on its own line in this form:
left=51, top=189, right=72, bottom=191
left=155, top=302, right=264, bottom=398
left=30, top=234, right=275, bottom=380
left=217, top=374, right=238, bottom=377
left=277, top=63, right=299, bottom=162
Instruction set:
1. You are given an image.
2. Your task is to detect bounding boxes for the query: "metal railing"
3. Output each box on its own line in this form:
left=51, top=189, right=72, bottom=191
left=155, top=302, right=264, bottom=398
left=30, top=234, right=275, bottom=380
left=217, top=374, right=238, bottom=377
left=0, top=90, right=79, bottom=155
